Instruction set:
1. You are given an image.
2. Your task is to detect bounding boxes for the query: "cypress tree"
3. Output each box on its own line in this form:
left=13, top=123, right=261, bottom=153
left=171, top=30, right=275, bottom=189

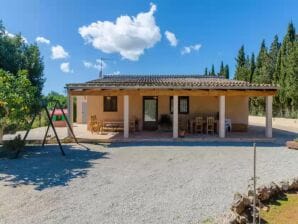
left=210, top=64, right=215, bottom=76
left=234, top=45, right=249, bottom=81
left=219, top=61, right=224, bottom=77
left=224, top=65, right=229, bottom=79
left=204, top=67, right=208, bottom=76
left=249, top=53, right=256, bottom=82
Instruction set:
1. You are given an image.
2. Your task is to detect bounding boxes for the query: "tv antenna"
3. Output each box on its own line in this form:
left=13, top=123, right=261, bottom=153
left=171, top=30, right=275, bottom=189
left=98, top=57, right=113, bottom=78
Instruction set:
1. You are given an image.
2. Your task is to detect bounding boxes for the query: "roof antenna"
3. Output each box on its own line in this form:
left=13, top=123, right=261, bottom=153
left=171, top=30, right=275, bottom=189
left=99, top=57, right=113, bottom=78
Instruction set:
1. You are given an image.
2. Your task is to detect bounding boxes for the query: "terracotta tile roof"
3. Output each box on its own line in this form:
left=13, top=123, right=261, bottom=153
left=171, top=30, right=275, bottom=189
left=67, top=74, right=278, bottom=90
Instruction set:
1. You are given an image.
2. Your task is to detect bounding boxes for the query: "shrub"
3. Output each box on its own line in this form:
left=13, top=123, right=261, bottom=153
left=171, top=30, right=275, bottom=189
left=3, top=134, right=25, bottom=152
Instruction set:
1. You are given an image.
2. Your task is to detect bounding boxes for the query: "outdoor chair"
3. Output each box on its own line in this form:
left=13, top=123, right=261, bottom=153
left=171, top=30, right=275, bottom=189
left=88, top=115, right=102, bottom=134
left=194, top=116, right=203, bottom=134
left=206, top=116, right=215, bottom=135
left=225, top=118, right=232, bottom=132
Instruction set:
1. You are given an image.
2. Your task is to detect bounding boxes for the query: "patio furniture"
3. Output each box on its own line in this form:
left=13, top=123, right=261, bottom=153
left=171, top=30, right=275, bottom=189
left=225, top=118, right=232, bottom=132
left=88, top=115, right=102, bottom=134
left=102, top=120, right=136, bottom=132
left=206, top=116, right=215, bottom=135
left=194, top=117, right=203, bottom=134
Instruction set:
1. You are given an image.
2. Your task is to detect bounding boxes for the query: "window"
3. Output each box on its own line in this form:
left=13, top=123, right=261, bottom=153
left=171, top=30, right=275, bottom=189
left=103, top=96, right=117, bottom=112
left=170, top=96, right=189, bottom=114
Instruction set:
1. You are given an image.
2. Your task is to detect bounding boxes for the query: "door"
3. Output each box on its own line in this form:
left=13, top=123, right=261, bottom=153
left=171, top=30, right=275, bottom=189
left=143, top=96, right=158, bottom=130
left=82, top=102, right=87, bottom=124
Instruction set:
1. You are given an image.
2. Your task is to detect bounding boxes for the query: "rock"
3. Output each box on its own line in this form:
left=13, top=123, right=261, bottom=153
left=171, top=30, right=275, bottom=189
left=257, top=185, right=270, bottom=201
left=257, top=182, right=280, bottom=201
left=215, top=210, right=238, bottom=224
left=231, top=193, right=250, bottom=214
left=277, top=180, right=289, bottom=191
left=289, top=177, right=298, bottom=190
left=236, top=214, right=249, bottom=224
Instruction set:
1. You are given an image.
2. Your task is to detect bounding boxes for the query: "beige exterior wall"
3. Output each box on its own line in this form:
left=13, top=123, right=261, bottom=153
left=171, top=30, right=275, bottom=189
left=85, top=94, right=248, bottom=130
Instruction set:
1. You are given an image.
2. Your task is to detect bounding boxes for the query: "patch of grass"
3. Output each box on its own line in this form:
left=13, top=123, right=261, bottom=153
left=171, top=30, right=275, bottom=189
left=260, top=192, right=298, bottom=224
left=201, top=217, right=214, bottom=224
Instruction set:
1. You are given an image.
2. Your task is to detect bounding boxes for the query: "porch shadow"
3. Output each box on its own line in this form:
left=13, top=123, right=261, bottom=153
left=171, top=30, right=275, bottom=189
left=0, top=145, right=109, bottom=191
left=105, top=125, right=297, bottom=148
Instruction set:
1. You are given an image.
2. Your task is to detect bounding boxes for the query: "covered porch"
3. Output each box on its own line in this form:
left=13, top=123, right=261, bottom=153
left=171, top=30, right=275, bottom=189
left=67, top=89, right=275, bottom=140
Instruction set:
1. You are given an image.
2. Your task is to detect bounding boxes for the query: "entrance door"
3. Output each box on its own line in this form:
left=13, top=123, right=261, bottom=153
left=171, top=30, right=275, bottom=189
left=143, top=96, right=158, bottom=130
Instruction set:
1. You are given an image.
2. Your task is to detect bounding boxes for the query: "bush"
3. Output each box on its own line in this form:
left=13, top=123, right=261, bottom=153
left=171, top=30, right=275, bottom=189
left=3, top=135, right=25, bottom=152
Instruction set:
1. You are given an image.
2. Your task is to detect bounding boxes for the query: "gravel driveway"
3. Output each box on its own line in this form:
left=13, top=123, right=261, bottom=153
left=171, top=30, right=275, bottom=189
left=0, top=143, right=298, bottom=224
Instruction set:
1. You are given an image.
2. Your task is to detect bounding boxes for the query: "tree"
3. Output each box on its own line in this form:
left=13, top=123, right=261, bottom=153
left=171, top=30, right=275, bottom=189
left=269, top=35, right=281, bottom=84
left=204, top=67, right=208, bottom=76
left=0, top=21, right=44, bottom=114
left=234, top=45, right=250, bottom=81
left=249, top=53, right=256, bottom=82
left=210, top=64, right=216, bottom=76
left=253, top=40, right=270, bottom=84
left=44, top=91, right=67, bottom=109
left=0, top=70, right=37, bottom=143
left=224, top=64, right=230, bottom=79
left=219, top=61, right=224, bottom=77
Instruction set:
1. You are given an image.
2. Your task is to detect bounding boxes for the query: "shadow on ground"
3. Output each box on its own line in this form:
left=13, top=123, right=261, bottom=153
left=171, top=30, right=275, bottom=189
left=0, top=144, right=109, bottom=191
left=105, top=126, right=297, bottom=148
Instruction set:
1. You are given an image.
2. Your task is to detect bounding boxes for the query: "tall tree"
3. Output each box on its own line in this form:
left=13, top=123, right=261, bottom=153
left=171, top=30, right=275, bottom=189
left=253, top=40, right=270, bottom=84
left=219, top=61, right=224, bottom=77
left=249, top=53, right=256, bottom=82
left=224, top=64, right=230, bottom=79
left=0, top=21, right=44, bottom=114
left=204, top=67, right=208, bottom=76
left=234, top=45, right=250, bottom=81
left=269, top=35, right=281, bottom=84
left=210, top=64, right=216, bottom=76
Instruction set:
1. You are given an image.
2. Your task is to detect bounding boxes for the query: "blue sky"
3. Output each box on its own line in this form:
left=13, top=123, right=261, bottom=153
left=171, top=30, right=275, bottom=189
left=1, top=0, right=297, bottom=94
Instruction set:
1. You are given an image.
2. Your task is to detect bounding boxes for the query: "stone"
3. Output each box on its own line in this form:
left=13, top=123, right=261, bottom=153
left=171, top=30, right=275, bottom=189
left=215, top=211, right=238, bottom=224
left=257, top=185, right=270, bottom=201
left=277, top=180, right=289, bottom=191
left=236, top=214, right=249, bottom=224
left=289, top=177, right=298, bottom=190
left=231, top=193, right=250, bottom=214
left=262, top=206, right=270, bottom=212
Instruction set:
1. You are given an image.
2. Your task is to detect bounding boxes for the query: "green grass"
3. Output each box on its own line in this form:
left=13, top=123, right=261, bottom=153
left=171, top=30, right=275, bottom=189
left=260, top=192, right=298, bottom=224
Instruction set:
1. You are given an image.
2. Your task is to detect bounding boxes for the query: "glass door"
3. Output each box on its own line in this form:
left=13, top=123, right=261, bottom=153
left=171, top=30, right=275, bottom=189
left=143, top=97, right=158, bottom=130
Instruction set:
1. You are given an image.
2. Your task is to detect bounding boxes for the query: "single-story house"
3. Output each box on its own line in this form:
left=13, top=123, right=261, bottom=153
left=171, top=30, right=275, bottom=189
left=66, top=75, right=278, bottom=139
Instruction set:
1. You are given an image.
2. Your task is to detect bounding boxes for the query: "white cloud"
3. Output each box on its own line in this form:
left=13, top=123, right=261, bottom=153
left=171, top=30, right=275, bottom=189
left=164, top=31, right=178, bottom=47
left=83, top=59, right=106, bottom=70
left=181, top=44, right=202, bottom=55
left=78, top=3, right=161, bottom=61
left=51, top=45, right=69, bottom=59
left=60, top=62, right=73, bottom=73
left=36, top=36, right=50, bottom=44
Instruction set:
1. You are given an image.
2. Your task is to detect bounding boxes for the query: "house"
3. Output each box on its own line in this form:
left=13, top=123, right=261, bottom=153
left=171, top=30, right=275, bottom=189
left=66, top=75, right=278, bottom=139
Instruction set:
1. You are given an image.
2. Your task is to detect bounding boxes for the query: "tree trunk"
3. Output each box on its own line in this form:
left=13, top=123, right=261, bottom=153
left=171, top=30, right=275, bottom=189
left=0, top=126, right=3, bottom=145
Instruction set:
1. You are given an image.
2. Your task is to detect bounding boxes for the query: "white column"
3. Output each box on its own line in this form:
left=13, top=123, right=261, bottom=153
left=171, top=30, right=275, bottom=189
left=124, top=95, right=129, bottom=138
left=219, top=95, right=225, bottom=138
left=67, top=89, right=73, bottom=137
left=265, top=96, right=273, bottom=138
left=173, top=95, right=178, bottom=138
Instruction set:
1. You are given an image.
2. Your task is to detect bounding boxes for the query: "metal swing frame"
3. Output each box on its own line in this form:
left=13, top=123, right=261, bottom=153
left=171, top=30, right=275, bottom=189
left=15, top=101, right=78, bottom=158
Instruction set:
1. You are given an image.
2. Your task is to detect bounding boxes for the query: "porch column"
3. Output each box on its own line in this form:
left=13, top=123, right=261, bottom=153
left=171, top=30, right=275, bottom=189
left=124, top=95, right=129, bottom=138
left=173, top=95, right=178, bottom=138
left=67, top=89, right=73, bottom=137
left=265, top=96, right=273, bottom=138
left=219, top=95, right=225, bottom=138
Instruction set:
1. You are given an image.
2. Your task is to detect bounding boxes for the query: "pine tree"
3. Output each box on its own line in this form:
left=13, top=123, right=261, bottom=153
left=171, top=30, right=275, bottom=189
left=249, top=53, right=256, bottom=82
left=253, top=40, right=270, bottom=83
left=234, top=45, right=250, bottom=81
left=204, top=67, right=208, bottom=76
left=219, top=61, right=224, bottom=77
left=224, top=65, right=229, bottom=79
left=210, top=64, right=215, bottom=76
left=269, top=35, right=281, bottom=84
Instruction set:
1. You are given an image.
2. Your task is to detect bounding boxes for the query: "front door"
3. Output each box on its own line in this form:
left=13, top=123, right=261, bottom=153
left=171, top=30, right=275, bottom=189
left=143, top=96, right=158, bottom=130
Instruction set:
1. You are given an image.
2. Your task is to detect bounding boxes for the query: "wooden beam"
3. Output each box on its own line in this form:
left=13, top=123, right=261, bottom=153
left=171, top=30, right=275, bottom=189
left=70, top=89, right=277, bottom=97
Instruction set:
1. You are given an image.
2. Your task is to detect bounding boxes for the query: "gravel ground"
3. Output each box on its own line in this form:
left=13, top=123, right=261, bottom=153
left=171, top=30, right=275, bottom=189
left=0, top=143, right=298, bottom=224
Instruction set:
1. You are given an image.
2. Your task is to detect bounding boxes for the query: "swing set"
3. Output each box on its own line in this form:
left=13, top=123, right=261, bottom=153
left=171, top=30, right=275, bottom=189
left=15, top=100, right=79, bottom=158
